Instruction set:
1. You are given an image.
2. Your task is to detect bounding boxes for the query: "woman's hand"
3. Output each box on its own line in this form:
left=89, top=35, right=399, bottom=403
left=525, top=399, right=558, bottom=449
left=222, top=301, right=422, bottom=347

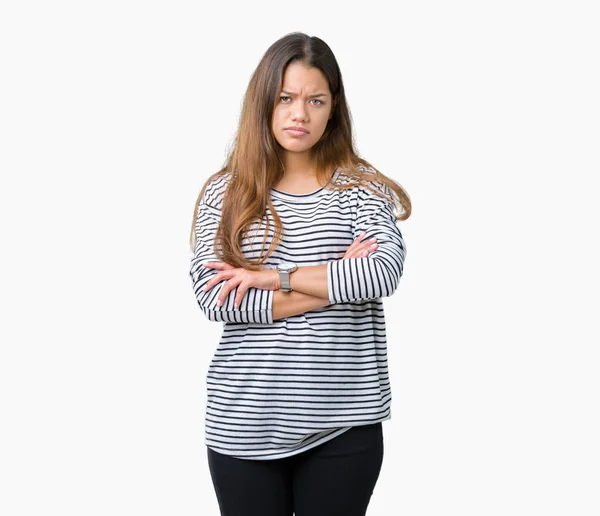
left=342, top=231, right=378, bottom=259
left=202, top=231, right=376, bottom=308
left=201, top=262, right=280, bottom=308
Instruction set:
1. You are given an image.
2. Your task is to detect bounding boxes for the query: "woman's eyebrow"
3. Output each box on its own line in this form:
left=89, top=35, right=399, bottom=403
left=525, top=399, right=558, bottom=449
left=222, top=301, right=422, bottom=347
left=281, top=90, right=328, bottom=98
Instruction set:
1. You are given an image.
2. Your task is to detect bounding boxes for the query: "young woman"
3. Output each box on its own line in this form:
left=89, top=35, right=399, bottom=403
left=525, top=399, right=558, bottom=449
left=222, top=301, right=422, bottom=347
left=189, top=32, right=411, bottom=516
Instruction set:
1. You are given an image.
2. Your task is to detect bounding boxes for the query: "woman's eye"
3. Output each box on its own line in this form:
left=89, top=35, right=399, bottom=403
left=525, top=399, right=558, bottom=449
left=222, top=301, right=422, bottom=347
left=279, top=96, right=324, bottom=106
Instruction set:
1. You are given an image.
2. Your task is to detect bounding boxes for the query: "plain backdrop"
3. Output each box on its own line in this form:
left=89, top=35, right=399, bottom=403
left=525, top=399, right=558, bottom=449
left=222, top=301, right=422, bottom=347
left=1, top=1, right=599, bottom=515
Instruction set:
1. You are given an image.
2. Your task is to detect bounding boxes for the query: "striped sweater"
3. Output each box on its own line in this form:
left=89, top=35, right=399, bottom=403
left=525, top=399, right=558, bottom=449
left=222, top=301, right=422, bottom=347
left=189, top=167, right=407, bottom=460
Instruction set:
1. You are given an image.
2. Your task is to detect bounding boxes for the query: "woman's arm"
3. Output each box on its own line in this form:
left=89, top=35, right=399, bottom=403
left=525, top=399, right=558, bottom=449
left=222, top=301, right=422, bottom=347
left=199, top=226, right=380, bottom=321
left=272, top=289, right=330, bottom=320
left=190, top=180, right=275, bottom=324
left=287, top=264, right=329, bottom=299
left=289, top=184, right=407, bottom=304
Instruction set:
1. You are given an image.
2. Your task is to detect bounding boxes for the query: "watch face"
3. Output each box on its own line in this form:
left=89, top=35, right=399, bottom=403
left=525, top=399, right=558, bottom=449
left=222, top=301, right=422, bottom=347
left=279, top=262, right=297, bottom=272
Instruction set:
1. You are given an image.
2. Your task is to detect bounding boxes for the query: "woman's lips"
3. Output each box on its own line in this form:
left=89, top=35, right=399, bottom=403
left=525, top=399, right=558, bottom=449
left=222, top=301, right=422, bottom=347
left=285, top=129, right=309, bottom=137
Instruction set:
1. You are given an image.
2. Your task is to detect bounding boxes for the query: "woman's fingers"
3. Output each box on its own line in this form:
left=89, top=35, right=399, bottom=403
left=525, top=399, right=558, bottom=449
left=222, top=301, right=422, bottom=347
left=203, top=261, right=235, bottom=270
left=354, top=231, right=370, bottom=247
left=202, top=270, right=235, bottom=291
left=202, top=261, right=224, bottom=269
left=344, top=243, right=378, bottom=260
left=342, top=231, right=378, bottom=260
left=355, top=231, right=367, bottom=242
left=200, top=266, right=260, bottom=309
left=216, top=277, right=243, bottom=306
left=234, top=284, right=248, bottom=308
left=347, top=232, right=375, bottom=251
left=346, top=231, right=366, bottom=249
left=359, top=242, right=378, bottom=257
left=353, top=234, right=378, bottom=257
left=202, top=262, right=246, bottom=295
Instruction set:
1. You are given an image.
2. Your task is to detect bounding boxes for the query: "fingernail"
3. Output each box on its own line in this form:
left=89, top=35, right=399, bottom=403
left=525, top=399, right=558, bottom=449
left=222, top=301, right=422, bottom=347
left=217, top=300, right=222, bottom=306
left=362, top=250, right=368, bottom=256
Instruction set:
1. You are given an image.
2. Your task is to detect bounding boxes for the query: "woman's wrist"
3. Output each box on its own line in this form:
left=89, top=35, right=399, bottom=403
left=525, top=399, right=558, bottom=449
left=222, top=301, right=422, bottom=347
left=267, top=268, right=281, bottom=290
left=287, top=264, right=329, bottom=299
left=272, top=289, right=331, bottom=320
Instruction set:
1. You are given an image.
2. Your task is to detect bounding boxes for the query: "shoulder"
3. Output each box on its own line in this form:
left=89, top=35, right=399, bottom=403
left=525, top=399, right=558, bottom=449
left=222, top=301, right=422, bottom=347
left=335, top=164, right=393, bottom=202
left=360, top=166, right=391, bottom=196
left=200, top=170, right=233, bottom=210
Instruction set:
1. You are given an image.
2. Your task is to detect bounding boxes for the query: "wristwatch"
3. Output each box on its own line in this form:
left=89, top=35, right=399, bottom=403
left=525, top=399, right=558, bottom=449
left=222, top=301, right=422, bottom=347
left=277, top=262, right=298, bottom=292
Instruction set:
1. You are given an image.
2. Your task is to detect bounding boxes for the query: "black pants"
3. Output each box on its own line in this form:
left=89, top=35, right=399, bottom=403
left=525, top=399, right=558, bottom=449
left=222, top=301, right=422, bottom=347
left=207, top=422, right=384, bottom=516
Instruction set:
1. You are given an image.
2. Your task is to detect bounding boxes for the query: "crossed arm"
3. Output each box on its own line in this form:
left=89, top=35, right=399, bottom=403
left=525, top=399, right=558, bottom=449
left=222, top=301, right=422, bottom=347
left=272, top=286, right=330, bottom=320
left=272, top=263, right=337, bottom=320
left=190, top=183, right=406, bottom=323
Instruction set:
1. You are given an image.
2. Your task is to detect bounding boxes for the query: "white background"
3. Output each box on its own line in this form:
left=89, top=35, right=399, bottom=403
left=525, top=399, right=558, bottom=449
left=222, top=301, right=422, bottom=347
left=1, top=1, right=599, bottom=515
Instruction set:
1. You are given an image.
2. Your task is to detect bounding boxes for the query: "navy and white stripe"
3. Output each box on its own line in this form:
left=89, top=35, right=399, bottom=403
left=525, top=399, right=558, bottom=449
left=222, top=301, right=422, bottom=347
left=189, top=167, right=407, bottom=460
left=189, top=178, right=275, bottom=325
left=327, top=181, right=406, bottom=303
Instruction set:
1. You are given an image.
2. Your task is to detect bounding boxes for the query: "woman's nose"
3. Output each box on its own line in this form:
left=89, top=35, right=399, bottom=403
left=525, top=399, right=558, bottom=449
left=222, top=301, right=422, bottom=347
left=292, top=103, right=308, bottom=121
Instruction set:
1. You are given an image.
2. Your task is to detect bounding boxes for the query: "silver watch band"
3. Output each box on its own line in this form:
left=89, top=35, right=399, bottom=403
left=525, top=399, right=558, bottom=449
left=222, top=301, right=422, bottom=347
left=279, top=269, right=292, bottom=292
left=278, top=263, right=297, bottom=292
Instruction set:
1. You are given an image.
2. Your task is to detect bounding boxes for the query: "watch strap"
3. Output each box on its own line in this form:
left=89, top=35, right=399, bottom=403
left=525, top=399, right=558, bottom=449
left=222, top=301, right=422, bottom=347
left=278, top=263, right=297, bottom=292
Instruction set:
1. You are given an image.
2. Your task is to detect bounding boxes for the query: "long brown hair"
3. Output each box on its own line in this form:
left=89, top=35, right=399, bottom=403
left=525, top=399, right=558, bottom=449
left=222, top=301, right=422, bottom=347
left=189, top=31, right=412, bottom=270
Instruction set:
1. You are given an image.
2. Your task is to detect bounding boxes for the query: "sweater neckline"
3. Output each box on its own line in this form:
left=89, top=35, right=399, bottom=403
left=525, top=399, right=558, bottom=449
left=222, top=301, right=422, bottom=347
left=270, top=168, right=340, bottom=201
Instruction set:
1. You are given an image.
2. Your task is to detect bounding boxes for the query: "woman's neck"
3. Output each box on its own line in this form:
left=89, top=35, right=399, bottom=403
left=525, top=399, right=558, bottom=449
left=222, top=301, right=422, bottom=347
left=282, top=152, right=315, bottom=179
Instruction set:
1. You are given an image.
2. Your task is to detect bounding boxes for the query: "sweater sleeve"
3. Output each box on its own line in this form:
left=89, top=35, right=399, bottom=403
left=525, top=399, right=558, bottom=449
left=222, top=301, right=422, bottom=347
left=189, top=180, right=274, bottom=324
left=326, top=182, right=407, bottom=303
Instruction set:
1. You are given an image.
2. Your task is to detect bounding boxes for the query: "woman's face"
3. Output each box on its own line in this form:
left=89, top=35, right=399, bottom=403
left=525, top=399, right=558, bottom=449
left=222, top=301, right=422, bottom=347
left=272, top=61, right=333, bottom=156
